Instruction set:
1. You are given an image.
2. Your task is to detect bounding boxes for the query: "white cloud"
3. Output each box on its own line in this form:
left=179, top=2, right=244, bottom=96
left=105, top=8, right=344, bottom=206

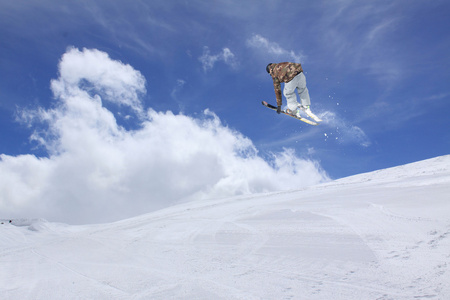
left=246, top=34, right=306, bottom=63
left=170, top=79, right=186, bottom=100
left=426, top=93, right=450, bottom=101
left=1, top=47, right=328, bottom=224
left=317, top=1, right=404, bottom=84
left=52, top=47, right=146, bottom=115
left=199, top=46, right=238, bottom=72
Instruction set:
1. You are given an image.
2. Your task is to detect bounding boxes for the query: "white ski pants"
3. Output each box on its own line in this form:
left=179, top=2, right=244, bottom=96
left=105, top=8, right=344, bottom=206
left=283, top=72, right=311, bottom=110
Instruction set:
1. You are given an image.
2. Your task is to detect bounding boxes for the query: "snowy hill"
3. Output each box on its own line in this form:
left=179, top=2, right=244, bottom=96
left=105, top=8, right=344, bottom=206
left=1, top=155, right=450, bottom=299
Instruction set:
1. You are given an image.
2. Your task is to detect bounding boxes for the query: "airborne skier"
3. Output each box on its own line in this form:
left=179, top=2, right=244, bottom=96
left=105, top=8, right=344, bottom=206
left=266, top=62, right=322, bottom=122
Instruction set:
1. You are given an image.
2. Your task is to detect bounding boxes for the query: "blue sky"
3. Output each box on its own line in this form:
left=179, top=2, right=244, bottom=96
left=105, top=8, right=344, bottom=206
left=1, top=0, right=449, bottom=223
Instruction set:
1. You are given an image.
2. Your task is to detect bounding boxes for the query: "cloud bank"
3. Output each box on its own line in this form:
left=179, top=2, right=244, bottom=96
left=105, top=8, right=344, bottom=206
left=1, top=47, right=328, bottom=224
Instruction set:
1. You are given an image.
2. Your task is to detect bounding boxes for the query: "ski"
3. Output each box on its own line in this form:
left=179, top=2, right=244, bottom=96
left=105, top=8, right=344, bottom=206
left=261, top=101, right=318, bottom=126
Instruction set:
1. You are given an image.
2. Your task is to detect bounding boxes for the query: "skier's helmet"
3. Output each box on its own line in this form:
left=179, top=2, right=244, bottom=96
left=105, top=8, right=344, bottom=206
left=266, top=63, right=273, bottom=74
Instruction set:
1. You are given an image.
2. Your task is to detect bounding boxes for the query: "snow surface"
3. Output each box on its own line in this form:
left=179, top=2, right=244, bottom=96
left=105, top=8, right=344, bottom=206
left=1, top=155, right=450, bottom=299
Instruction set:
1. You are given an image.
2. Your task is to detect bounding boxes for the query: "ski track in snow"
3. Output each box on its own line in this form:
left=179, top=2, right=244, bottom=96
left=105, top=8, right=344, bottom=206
left=1, top=155, right=450, bottom=299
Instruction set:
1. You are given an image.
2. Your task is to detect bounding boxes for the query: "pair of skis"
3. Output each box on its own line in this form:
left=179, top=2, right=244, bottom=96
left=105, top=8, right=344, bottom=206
left=261, top=101, right=322, bottom=126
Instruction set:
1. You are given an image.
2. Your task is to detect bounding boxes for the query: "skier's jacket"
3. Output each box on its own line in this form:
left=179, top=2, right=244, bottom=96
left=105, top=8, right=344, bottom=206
left=268, top=62, right=303, bottom=107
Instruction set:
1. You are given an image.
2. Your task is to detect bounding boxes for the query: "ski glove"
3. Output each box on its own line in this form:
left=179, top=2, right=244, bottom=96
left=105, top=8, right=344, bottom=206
left=277, top=106, right=281, bottom=114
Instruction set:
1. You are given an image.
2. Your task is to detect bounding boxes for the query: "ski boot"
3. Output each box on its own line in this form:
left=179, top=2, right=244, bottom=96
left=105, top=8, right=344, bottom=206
left=299, top=105, right=322, bottom=122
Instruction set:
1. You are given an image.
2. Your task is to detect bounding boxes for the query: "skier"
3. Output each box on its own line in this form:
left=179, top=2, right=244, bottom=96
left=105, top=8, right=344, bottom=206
left=266, top=62, right=321, bottom=122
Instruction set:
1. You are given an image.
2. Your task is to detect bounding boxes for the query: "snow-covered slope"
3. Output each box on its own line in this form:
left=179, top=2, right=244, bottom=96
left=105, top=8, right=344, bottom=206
left=1, top=155, right=450, bottom=299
